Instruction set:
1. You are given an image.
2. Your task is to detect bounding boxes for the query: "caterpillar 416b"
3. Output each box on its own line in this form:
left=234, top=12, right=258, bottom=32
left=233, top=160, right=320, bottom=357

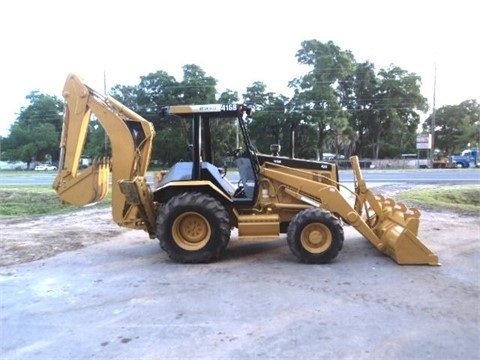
left=53, top=74, right=439, bottom=265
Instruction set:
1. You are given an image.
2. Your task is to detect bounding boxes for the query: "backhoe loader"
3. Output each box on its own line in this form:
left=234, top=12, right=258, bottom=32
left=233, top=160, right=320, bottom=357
left=53, top=73, right=439, bottom=265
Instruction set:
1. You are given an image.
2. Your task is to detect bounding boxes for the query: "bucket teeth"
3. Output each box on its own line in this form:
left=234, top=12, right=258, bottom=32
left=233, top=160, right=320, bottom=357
left=55, top=159, right=110, bottom=206
left=349, top=156, right=439, bottom=265
left=369, top=195, right=439, bottom=265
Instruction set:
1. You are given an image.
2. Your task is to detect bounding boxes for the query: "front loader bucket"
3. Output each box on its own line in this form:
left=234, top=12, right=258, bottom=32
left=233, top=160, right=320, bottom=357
left=366, top=195, right=440, bottom=265
left=349, top=156, right=439, bottom=265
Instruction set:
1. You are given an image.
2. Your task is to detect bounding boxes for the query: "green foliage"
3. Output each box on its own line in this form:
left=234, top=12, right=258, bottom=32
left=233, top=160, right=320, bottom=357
left=289, top=40, right=359, bottom=160
left=210, top=118, right=237, bottom=166
left=83, top=120, right=110, bottom=158
left=2, top=40, right=475, bottom=166
left=0, top=186, right=111, bottom=217
left=180, top=64, right=217, bottom=104
left=136, top=70, right=181, bottom=122
left=3, top=92, right=63, bottom=164
left=370, top=66, right=427, bottom=158
left=110, top=84, right=140, bottom=109
left=153, top=127, right=190, bottom=166
left=397, top=185, right=480, bottom=216
left=245, top=90, right=291, bottom=154
left=218, top=89, right=239, bottom=104
left=423, top=99, right=479, bottom=154
left=0, top=187, right=75, bottom=216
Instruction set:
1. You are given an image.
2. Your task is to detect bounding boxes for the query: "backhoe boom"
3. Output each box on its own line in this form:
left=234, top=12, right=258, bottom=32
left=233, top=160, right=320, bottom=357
left=53, top=74, right=156, bottom=235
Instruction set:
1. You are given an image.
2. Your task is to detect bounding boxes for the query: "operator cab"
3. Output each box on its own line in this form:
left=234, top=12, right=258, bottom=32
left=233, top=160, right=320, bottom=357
left=156, top=104, right=259, bottom=205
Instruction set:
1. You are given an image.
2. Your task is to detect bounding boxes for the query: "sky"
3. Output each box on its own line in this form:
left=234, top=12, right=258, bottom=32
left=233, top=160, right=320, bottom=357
left=0, top=0, right=478, bottom=137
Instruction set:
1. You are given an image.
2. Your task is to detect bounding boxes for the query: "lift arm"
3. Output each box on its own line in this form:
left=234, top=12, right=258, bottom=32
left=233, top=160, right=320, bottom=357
left=261, top=157, right=439, bottom=265
left=53, top=74, right=156, bottom=235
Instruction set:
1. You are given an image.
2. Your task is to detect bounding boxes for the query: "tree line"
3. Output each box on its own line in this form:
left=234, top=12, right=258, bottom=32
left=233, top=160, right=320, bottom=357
left=2, top=40, right=479, bottom=167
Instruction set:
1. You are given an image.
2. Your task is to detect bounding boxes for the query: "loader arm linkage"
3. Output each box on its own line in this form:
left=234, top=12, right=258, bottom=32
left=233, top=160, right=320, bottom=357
left=262, top=157, right=439, bottom=265
left=53, top=74, right=157, bottom=236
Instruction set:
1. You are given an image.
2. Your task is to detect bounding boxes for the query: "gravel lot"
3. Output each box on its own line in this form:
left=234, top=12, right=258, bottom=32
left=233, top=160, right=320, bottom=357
left=1, top=185, right=479, bottom=359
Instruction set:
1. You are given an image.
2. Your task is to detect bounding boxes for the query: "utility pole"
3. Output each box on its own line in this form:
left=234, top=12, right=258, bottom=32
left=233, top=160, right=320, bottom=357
left=104, top=67, right=109, bottom=156
left=430, top=63, right=437, bottom=165
left=236, top=119, right=239, bottom=149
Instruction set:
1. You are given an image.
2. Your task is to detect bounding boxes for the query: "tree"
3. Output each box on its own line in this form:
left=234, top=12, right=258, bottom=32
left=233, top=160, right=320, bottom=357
left=326, top=115, right=354, bottom=161
left=179, top=64, right=217, bottom=104
left=243, top=81, right=270, bottom=111
left=217, top=89, right=239, bottom=104
left=338, top=61, right=378, bottom=157
left=109, top=84, right=140, bottom=109
left=136, top=71, right=181, bottom=121
left=5, top=50, right=452, bottom=167
left=287, top=119, right=319, bottom=159
left=338, top=62, right=427, bottom=158
left=242, top=82, right=292, bottom=154
left=289, top=40, right=356, bottom=159
left=214, top=90, right=240, bottom=164
left=423, top=99, right=480, bottom=154
left=109, top=65, right=225, bottom=165
left=369, top=66, right=427, bottom=158
left=83, top=119, right=111, bottom=158
left=3, top=91, right=63, bottom=165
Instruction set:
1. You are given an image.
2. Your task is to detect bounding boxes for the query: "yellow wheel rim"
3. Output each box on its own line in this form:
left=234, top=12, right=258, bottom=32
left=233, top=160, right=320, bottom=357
left=172, top=212, right=211, bottom=251
left=300, top=223, right=332, bottom=253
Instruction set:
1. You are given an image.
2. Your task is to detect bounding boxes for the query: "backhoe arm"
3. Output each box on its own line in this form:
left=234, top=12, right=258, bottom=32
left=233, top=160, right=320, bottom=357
left=53, top=74, right=156, bottom=235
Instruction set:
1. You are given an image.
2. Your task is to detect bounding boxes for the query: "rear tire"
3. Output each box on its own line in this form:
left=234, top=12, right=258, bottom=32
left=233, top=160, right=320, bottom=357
left=157, top=192, right=230, bottom=263
left=287, top=208, right=344, bottom=264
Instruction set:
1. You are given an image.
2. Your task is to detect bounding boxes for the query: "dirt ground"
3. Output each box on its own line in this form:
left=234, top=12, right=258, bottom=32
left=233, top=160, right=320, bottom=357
left=0, top=206, right=126, bottom=267
left=0, top=184, right=477, bottom=267
left=1, top=184, right=479, bottom=359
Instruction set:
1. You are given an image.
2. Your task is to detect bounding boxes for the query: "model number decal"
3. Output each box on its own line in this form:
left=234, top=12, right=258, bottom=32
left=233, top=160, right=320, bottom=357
left=221, top=104, right=237, bottom=111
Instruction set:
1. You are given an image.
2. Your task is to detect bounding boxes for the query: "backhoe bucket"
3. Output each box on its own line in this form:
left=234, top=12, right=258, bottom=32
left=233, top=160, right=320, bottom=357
left=368, top=195, right=439, bottom=265
left=53, top=159, right=110, bottom=207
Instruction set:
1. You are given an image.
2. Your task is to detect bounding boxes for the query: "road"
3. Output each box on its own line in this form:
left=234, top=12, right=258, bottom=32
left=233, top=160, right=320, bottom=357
left=1, top=168, right=479, bottom=186
left=339, top=167, right=479, bottom=185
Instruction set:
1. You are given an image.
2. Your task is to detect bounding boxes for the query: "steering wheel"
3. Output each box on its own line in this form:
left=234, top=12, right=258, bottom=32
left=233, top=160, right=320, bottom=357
left=234, top=182, right=246, bottom=198
left=218, top=165, right=227, bottom=178
left=227, top=148, right=243, bottom=158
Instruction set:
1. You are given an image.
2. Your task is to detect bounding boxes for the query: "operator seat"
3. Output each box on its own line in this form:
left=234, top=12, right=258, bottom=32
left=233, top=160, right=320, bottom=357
left=235, top=156, right=256, bottom=199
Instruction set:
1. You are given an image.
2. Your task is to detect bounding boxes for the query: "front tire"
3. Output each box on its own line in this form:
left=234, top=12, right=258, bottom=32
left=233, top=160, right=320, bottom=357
left=157, top=192, right=230, bottom=263
left=287, top=208, right=344, bottom=264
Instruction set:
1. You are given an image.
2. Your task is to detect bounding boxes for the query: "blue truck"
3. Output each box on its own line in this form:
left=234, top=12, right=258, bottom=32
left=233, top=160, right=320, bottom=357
left=449, top=148, right=479, bottom=168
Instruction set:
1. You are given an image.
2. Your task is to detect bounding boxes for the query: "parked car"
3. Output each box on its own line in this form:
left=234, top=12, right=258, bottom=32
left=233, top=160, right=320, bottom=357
left=34, top=164, right=57, bottom=171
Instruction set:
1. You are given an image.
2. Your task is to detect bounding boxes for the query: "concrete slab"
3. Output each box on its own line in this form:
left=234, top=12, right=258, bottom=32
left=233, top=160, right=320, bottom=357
left=1, top=219, right=479, bottom=360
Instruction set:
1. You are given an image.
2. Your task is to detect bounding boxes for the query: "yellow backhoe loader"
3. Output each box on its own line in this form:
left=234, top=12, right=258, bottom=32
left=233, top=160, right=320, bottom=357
left=53, top=73, right=439, bottom=265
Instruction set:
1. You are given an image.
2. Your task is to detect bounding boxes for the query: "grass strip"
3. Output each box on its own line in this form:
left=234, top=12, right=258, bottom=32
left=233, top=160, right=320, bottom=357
left=396, top=185, right=480, bottom=215
left=0, top=186, right=110, bottom=217
left=1, top=184, right=478, bottom=217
